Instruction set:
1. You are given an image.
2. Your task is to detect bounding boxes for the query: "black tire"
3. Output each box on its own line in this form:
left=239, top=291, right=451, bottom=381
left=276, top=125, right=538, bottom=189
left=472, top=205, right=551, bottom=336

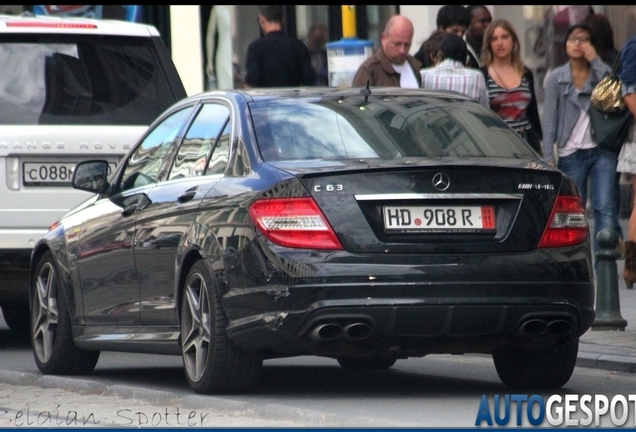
left=2, top=303, right=30, bottom=332
left=493, top=337, right=579, bottom=389
left=337, top=353, right=398, bottom=370
left=31, top=251, right=100, bottom=375
left=181, top=261, right=262, bottom=394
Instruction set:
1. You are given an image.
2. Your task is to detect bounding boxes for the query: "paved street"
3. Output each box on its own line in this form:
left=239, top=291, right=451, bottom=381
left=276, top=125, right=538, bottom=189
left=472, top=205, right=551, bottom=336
left=0, top=368, right=316, bottom=428
left=0, top=379, right=305, bottom=428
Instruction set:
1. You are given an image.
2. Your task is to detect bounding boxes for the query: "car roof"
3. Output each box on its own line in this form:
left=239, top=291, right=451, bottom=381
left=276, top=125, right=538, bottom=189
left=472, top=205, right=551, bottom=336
left=0, top=13, right=159, bottom=37
left=185, top=87, right=475, bottom=104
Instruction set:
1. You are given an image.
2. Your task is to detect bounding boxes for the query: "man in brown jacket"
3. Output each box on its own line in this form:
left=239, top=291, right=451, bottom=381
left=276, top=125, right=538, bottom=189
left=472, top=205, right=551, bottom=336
left=352, top=15, right=422, bottom=88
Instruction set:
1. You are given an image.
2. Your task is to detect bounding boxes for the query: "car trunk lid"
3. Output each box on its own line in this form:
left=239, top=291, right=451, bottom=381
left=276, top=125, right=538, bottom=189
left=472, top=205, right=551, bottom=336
left=271, top=158, right=569, bottom=254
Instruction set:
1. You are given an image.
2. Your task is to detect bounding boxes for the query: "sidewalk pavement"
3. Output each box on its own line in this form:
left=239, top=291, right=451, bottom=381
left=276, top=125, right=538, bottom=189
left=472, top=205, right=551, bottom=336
left=575, top=213, right=636, bottom=373
left=577, top=256, right=636, bottom=373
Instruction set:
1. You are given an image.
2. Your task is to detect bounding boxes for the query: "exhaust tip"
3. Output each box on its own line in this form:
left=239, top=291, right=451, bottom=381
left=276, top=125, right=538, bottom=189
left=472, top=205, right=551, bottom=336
left=548, top=319, right=574, bottom=336
left=343, top=322, right=372, bottom=340
left=309, top=323, right=343, bottom=341
left=520, top=319, right=548, bottom=336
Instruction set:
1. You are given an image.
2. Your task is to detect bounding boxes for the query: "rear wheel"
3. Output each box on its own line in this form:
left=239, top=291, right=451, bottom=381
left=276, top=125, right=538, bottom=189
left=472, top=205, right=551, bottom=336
left=181, top=261, right=262, bottom=394
left=2, top=303, right=30, bottom=332
left=337, top=353, right=398, bottom=370
left=493, top=337, right=579, bottom=389
left=31, top=251, right=100, bottom=374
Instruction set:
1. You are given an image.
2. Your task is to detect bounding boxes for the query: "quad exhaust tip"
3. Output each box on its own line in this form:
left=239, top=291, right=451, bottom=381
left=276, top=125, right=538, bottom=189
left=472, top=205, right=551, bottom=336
left=308, top=321, right=373, bottom=341
left=519, top=318, right=574, bottom=337
left=343, top=322, right=373, bottom=340
left=309, top=323, right=344, bottom=341
left=548, top=319, right=574, bottom=336
left=308, top=317, right=573, bottom=341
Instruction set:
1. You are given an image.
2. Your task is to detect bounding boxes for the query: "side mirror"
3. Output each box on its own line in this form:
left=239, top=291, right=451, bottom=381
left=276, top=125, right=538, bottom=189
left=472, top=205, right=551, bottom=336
left=72, top=160, right=109, bottom=194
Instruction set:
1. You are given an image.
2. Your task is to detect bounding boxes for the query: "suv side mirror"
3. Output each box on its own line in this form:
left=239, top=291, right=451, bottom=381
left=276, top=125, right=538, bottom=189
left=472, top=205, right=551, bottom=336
left=72, top=160, right=109, bottom=194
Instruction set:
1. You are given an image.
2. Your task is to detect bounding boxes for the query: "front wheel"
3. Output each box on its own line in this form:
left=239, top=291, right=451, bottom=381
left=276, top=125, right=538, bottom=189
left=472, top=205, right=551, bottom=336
left=180, top=261, right=262, bottom=394
left=493, top=337, right=579, bottom=389
left=31, top=251, right=100, bottom=374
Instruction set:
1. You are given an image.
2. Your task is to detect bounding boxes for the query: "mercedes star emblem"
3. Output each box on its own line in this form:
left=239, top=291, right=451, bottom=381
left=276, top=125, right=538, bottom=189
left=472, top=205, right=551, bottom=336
left=432, top=172, right=450, bottom=191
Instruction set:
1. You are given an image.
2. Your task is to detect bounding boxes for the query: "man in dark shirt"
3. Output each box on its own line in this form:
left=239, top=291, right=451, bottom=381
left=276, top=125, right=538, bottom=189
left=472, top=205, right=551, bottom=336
left=464, top=5, right=492, bottom=69
left=244, top=5, right=315, bottom=88
left=436, top=5, right=472, bottom=37
left=415, top=5, right=472, bottom=68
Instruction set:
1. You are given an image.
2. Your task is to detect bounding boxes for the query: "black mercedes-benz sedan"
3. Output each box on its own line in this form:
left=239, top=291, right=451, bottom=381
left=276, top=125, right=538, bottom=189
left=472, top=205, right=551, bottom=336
left=29, top=87, right=594, bottom=394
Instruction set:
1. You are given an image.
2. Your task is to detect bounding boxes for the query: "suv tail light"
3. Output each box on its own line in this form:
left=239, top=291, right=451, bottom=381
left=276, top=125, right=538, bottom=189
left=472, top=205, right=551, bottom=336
left=538, top=195, right=588, bottom=248
left=249, top=197, right=344, bottom=250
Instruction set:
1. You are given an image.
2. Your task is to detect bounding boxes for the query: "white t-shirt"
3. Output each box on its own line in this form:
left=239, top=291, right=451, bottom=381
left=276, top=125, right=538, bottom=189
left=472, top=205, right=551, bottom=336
left=560, top=106, right=595, bottom=158
left=391, top=62, right=419, bottom=89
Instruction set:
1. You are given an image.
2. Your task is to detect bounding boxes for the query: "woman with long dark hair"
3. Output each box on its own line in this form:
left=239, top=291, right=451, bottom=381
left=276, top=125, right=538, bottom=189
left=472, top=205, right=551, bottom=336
left=542, top=24, right=614, bottom=267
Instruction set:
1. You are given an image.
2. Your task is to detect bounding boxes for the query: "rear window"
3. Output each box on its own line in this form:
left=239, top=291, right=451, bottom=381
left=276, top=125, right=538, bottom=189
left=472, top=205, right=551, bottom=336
left=0, top=34, right=176, bottom=125
left=249, top=95, right=536, bottom=161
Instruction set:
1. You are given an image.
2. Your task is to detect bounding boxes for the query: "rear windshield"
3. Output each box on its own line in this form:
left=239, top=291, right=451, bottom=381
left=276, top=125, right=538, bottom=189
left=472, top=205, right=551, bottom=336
left=0, top=34, right=176, bottom=125
left=249, top=95, right=537, bottom=160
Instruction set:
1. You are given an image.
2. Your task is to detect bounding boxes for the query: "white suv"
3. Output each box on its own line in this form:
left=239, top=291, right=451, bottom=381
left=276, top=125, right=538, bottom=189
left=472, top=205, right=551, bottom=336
left=0, top=13, right=186, bottom=330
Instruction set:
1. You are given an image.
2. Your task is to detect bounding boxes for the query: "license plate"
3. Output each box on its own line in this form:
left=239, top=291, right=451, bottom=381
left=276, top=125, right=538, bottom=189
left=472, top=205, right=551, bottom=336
left=23, top=162, right=117, bottom=186
left=383, top=205, right=496, bottom=231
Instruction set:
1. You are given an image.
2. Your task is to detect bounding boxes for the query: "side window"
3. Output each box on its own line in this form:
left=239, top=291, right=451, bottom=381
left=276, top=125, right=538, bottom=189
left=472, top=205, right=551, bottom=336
left=119, top=106, right=194, bottom=191
left=169, top=103, right=230, bottom=180
left=207, top=121, right=230, bottom=175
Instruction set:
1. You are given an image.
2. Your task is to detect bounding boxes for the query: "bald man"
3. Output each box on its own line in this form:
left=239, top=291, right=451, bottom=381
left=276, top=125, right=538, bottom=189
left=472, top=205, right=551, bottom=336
left=352, top=15, right=422, bottom=88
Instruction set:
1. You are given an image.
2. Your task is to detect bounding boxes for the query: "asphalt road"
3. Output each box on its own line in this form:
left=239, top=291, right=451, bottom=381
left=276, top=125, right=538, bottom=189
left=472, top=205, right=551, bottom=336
left=3, top=321, right=636, bottom=428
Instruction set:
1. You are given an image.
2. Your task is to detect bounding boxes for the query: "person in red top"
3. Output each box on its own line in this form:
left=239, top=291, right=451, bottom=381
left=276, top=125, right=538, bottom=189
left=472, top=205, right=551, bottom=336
left=480, top=19, right=543, bottom=155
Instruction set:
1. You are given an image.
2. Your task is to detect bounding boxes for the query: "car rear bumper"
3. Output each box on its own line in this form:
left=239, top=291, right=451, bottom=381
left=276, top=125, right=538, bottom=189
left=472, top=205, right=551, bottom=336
left=223, top=280, right=595, bottom=355
left=218, top=240, right=595, bottom=355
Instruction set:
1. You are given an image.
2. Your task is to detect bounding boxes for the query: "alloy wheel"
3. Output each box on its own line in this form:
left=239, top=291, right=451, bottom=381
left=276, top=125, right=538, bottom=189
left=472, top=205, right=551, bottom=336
left=32, top=261, right=59, bottom=363
left=181, top=272, right=211, bottom=382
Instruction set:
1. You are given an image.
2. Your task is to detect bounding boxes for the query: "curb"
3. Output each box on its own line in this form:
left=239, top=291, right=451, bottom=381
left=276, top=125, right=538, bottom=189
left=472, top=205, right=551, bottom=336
left=577, top=350, right=636, bottom=373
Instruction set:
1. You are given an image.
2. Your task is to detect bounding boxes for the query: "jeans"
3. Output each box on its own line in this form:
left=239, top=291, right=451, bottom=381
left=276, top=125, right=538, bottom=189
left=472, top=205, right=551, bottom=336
left=558, top=147, right=619, bottom=263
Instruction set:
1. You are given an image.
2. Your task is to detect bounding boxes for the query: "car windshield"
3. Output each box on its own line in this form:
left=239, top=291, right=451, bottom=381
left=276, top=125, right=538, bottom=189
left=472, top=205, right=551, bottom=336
left=0, top=34, right=176, bottom=125
left=249, top=95, right=536, bottom=161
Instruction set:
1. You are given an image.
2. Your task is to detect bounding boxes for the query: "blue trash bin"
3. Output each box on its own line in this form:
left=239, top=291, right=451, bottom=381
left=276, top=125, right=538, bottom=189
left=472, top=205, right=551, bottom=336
left=326, top=38, right=373, bottom=87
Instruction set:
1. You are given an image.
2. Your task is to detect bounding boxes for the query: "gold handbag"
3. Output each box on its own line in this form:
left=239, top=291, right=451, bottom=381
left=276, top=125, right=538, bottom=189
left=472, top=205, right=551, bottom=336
left=591, top=54, right=626, bottom=114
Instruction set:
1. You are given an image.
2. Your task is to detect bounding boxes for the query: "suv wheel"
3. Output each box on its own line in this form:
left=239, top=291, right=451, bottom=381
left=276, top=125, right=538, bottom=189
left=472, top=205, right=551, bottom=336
left=493, top=337, right=579, bottom=388
left=31, top=251, right=100, bottom=374
left=2, top=303, right=30, bottom=332
left=181, top=261, right=262, bottom=394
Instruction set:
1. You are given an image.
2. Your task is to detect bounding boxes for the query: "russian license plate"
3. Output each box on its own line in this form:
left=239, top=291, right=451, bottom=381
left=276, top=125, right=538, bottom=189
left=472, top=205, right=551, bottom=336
left=383, top=205, right=496, bottom=231
left=23, top=162, right=117, bottom=186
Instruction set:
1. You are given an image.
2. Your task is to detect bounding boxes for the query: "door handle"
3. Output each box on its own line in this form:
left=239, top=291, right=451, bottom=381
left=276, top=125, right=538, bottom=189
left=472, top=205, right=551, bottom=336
left=178, top=189, right=197, bottom=203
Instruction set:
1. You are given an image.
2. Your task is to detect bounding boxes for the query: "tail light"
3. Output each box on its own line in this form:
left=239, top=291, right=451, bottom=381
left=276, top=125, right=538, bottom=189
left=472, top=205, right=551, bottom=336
left=249, top=197, right=343, bottom=250
left=538, top=195, right=588, bottom=248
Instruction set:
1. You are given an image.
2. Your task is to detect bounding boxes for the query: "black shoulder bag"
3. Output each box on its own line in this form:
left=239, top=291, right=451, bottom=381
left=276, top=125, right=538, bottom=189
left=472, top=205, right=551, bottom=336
left=589, top=53, right=633, bottom=153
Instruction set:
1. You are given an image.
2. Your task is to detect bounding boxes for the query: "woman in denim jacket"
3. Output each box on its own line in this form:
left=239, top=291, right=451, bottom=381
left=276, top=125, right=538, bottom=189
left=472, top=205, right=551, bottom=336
left=542, top=24, right=613, bottom=264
